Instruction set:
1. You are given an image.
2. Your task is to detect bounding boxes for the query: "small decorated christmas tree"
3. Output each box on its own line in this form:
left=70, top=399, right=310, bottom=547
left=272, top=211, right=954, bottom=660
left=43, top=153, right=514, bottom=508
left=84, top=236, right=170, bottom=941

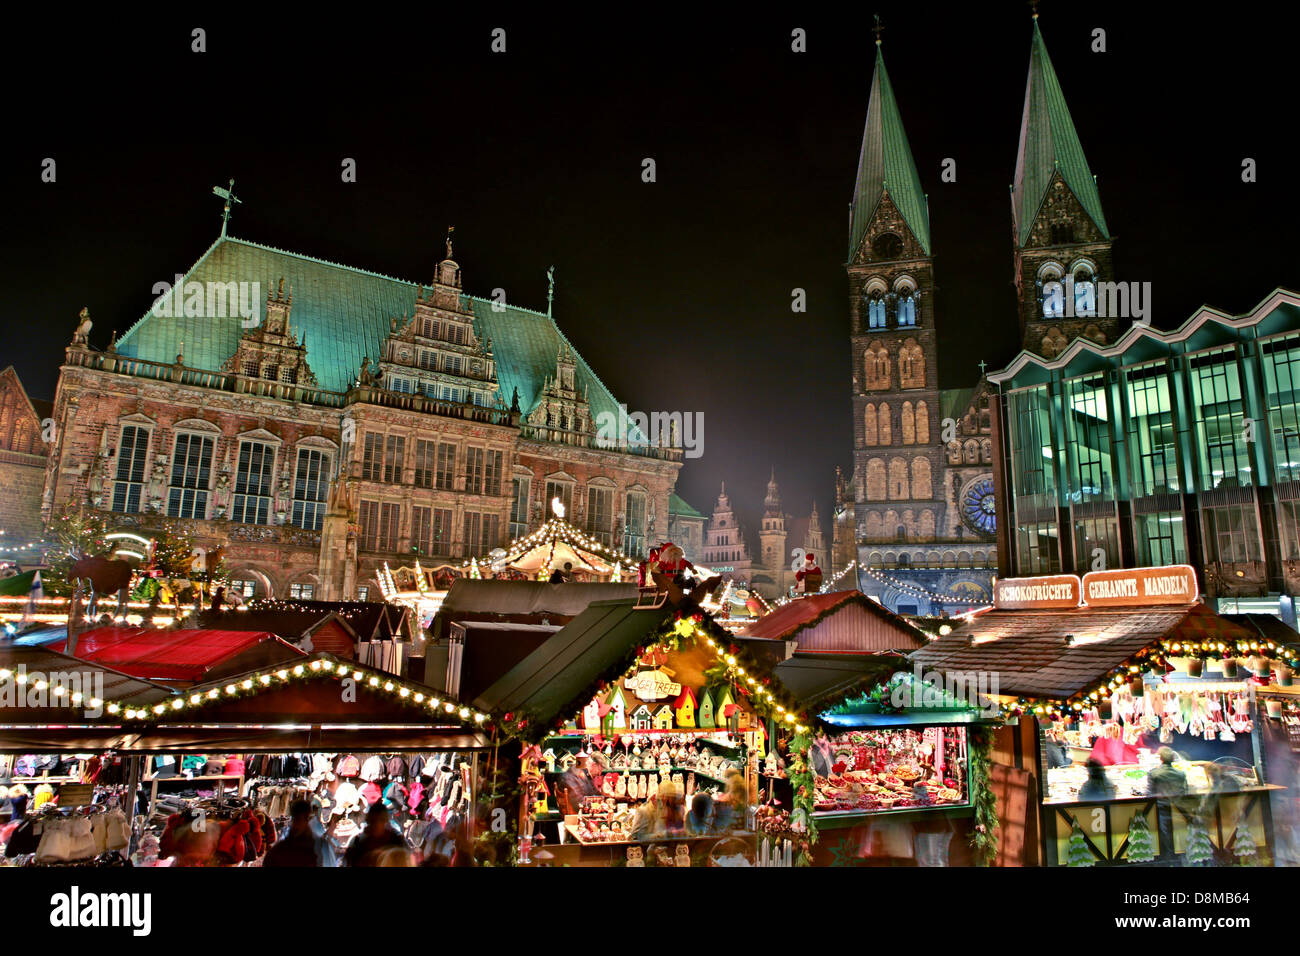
left=1184, top=818, right=1214, bottom=866
left=1125, top=813, right=1156, bottom=863
left=1233, top=824, right=1257, bottom=866
left=1066, top=821, right=1094, bottom=867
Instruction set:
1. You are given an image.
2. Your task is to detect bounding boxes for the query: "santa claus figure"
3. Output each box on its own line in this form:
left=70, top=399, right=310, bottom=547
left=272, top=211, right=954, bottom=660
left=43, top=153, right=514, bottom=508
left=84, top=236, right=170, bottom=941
left=795, top=553, right=822, bottom=594
left=646, top=541, right=722, bottom=604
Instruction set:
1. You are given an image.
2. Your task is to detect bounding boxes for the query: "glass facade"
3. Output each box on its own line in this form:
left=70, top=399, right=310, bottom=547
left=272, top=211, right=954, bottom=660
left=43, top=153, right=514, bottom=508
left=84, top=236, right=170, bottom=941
left=996, top=317, right=1300, bottom=586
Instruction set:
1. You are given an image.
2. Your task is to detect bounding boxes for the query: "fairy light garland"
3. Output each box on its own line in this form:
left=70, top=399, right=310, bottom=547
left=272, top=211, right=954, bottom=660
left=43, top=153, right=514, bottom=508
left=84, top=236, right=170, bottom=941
left=462, top=516, right=640, bottom=578
left=861, top=566, right=993, bottom=608
left=997, top=636, right=1299, bottom=721
left=0, top=654, right=489, bottom=727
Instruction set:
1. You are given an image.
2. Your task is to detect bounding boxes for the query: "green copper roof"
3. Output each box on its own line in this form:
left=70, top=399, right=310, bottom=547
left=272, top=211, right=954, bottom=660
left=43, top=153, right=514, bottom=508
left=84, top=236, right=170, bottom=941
left=114, top=236, right=639, bottom=436
left=1012, top=22, right=1109, bottom=247
left=849, top=45, right=931, bottom=258
left=668, top=492, right=704, bottom=519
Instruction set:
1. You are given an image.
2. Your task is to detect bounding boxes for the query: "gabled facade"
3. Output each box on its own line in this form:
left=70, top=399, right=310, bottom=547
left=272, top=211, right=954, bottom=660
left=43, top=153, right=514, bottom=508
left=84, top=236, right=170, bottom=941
left=0, top=367, right=51, bottom=548
left=44, top=229, right=682, bottom=601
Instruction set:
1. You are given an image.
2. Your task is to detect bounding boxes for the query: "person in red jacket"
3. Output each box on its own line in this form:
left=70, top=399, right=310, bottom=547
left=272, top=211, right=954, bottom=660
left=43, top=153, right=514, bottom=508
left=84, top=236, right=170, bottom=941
left=795, top=553, right=822, bottom=593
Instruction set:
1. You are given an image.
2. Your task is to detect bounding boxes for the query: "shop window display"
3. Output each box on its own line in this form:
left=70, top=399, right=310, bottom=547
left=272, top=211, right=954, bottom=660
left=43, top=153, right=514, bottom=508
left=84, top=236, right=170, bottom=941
left=809, top=727, right=969, bottom=815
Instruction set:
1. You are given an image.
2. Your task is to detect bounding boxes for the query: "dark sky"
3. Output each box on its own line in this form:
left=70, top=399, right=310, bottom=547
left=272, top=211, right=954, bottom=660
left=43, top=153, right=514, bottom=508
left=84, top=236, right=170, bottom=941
left=4, top=6, right=1299, bottom=547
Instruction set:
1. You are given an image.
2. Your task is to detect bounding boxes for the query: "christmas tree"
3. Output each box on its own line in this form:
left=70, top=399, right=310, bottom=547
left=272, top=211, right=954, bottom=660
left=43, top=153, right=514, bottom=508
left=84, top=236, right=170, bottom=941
left=1232, top=824, right=1258, bottom=866
left=1125, top=813, right=1156, bottom=863
left=39, top=506, right=111, bottom=596
left=1184, top=817, right=1214, bottom=866
left=1066, top=821, right=1094, bottom=867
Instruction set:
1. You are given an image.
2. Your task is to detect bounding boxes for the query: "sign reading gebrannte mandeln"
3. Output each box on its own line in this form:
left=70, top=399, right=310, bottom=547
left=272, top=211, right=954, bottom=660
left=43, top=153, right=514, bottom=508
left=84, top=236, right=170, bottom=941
left=1080, top=565, right=1199, bottom=607
left=993, top=574, right=1082, bottom=610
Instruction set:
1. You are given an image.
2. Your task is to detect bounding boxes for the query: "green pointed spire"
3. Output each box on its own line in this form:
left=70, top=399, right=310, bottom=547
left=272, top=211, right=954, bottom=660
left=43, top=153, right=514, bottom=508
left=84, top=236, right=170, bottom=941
left=1012, top=19, right=1109, bottom=247
left=849, top=40, right=931, bottom=259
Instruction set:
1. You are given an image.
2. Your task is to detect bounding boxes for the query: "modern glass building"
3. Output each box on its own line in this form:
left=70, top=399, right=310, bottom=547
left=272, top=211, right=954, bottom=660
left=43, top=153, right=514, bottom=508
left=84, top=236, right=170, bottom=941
left=989, top=289, right=1300, bottom=621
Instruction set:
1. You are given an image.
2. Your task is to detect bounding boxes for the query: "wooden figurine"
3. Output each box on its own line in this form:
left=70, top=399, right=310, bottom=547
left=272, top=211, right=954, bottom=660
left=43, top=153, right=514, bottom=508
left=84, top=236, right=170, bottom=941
left=674, top=687, right=697, bottom=728
left=652, top=703, right=675, bottom=730
left=697, top=687, right=716, bottom=729
left=630, top=704, right=654, bottom=731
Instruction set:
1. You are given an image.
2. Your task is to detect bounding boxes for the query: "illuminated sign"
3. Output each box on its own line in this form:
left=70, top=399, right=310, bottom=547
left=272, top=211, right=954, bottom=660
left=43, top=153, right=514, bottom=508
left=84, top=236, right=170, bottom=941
left=993, top=574, right=1081, bottom=610
left=992, top=566, right=1199, bottom=610
left=1080, top=566, right=1198, bottom=607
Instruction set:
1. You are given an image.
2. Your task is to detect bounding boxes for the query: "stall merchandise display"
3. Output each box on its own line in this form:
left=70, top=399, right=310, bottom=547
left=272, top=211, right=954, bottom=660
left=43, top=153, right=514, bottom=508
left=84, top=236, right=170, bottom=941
left=809, top=727, right=969, bottom=815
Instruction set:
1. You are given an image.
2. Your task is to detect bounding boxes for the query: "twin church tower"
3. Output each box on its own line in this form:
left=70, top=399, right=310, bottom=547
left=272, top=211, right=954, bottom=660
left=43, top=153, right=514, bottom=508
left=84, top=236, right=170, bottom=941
left=848, top=14, right=1119, bottom=613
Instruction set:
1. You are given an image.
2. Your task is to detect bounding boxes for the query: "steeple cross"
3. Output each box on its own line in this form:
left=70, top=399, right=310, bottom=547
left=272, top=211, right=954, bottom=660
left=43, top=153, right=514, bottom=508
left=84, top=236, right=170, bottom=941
left=978, top=359, right=988, bottom=376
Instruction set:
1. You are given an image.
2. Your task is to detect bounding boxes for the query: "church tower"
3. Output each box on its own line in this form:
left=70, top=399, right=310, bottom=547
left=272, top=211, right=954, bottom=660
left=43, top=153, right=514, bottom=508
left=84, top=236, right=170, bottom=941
left=847, top=27, right=947, bottom=557
left=759, top=468, right=787, bottom=571
left=1012, top=14, right=1117, bottom=358
left=831, top=465, right=856, bottom=573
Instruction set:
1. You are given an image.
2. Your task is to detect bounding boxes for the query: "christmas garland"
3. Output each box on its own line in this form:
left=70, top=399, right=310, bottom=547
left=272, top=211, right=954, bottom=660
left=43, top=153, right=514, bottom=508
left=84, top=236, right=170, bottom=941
left=785, top=729, right=819, bottom=866
left=968, top=724, right=999, bottom=866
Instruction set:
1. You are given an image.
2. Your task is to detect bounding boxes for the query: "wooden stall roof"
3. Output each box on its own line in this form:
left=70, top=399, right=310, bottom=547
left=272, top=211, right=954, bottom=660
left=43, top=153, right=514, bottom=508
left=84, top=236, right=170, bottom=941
left=772, top=651, right=909, bottom=712
left=739, top=589, right=928, bottom=652
left=0, top=644, right=174, bottom=718
left=471, top=598, right=672, bottom=719
left=432, top=580, right=638, bottom=639
left=911, top=602, right=1253, bottom=700
left=52, top=627, right=305, bottom=685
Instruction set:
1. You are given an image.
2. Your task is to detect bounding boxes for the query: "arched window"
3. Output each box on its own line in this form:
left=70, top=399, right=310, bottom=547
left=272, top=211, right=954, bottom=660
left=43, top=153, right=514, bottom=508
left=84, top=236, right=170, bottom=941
left=867, top=292, right=887, bottom=329
left=1042, top=280, right=1064, bottom=318
left=920, top=511, right=936, bottom=540
left=878, top=404, right=892, bottom=445
left=864, top=403, right=878, bottom=446
left=1041, top=327, right=1068, bottom=358
left=981, top=439, right=993, bottom=463
left=897, top=292, right=916, bottom=326
left=947, top=441, right=962, bottom=465
left=899, top=340, right=926, bottom=389
left=1074, top=268, right=1096, bottom=316
left=889, top=458, right=909, bottom=500
left=901, top=402, right=915, bottom=445
left=911, top=458, right=933, bottom=499
left=964, top=439, right=979, bottom=464
left=866, top=459, right=886, bottom=501
left=915, top=400, right=930, bottom=444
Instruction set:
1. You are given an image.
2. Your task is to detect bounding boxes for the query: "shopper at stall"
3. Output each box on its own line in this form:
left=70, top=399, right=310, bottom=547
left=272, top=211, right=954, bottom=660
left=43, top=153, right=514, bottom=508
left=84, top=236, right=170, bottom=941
left=686, top=792, right=715, bottom=835
left=1147, top=748, right=1188, bottom=797
left=265, top=799, right=331, bottom=867
left=343, top=804, right=408, bottom=867
left=711, top=770, right=746, bottom=833
left=1078, top=758, right=1117, bottom=801
left=1043, top=728, right=1071, bottom=769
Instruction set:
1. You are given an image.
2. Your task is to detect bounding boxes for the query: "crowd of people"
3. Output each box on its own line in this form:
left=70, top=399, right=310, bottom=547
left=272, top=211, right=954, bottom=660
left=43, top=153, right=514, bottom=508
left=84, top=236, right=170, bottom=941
left=264, top=801, right=474, bottom=867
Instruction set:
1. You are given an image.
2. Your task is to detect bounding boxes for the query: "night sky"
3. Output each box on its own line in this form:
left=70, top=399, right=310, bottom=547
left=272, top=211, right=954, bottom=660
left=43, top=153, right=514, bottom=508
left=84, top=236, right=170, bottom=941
left=4, top=5, right=1299, bottom=547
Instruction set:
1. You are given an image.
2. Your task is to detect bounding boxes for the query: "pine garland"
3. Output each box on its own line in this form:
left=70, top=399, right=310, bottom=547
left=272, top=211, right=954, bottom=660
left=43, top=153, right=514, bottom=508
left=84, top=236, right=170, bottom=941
left=968, top=724, right=999, bottom=866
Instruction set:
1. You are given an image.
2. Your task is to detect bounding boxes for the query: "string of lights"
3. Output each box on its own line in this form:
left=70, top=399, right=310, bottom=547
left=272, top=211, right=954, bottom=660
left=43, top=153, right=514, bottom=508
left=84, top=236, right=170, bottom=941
left=1001, top=637, right=1300, bottom=721
left=860, top=566, right=993, bottom=607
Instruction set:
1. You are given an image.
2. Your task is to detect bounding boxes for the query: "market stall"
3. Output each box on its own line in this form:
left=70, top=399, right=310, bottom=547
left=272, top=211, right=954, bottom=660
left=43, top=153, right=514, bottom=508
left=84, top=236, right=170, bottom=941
left=0, top=643, right=491, bottom=867
left=473, top=599, right=808, bottom=866
left=913, top=565, right=1300, bottom=866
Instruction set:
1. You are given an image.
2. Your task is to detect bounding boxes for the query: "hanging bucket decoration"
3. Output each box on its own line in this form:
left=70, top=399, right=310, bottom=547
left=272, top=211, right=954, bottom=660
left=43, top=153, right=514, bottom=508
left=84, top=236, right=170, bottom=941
left=1187, top=659, right=1204, bottom=679
left=1221, top=658, right=1239, bottom=680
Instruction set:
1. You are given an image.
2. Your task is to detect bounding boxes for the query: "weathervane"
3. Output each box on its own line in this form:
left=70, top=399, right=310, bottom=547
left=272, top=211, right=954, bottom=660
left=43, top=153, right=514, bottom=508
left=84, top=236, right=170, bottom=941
left=547, top=265, right=555, bottom=316
left=873, top=14, right=884, bottom=46
left=212, top=179, right=241, bottom=236
left=445, top=225, right=455, bottom=259
left=1029, top=0, right=1040, bottom=20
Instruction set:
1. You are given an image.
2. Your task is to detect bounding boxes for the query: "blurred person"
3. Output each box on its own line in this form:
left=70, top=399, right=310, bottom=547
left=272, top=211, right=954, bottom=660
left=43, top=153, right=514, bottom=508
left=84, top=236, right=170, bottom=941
left=1147, top=748, right=1188, bottom=797
left=265, top=799, right=331, bottom=867
left=1043, top=727, right=1071, bottom=769
left=1078, top=757, right=1116, bottom=801
left=1262, top=718, right=1300, bottom=865
left=658, top=780, right=685, bottom=836
left=685, top=792, right=714, bottom=835
left=712, top=770, right=747, bottom=832
left=344, top=804, right=407, bottom=867
left=912, top=782, right=954, bottom=866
